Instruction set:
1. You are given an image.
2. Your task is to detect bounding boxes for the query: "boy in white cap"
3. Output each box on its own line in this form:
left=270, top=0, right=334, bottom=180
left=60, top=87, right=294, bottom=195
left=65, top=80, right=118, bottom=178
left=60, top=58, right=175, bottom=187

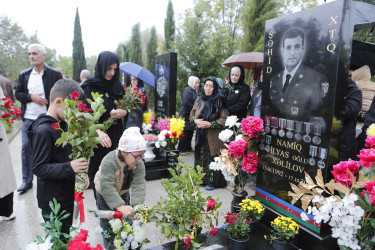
left=94, top=127, right=147, bottom=249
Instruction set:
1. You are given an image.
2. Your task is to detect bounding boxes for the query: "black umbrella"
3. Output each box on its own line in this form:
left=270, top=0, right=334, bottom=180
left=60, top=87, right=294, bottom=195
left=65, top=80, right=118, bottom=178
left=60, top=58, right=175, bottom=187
left=353, top=1, right=375, bottom=32
left=351, top=40, right=375, bottom=75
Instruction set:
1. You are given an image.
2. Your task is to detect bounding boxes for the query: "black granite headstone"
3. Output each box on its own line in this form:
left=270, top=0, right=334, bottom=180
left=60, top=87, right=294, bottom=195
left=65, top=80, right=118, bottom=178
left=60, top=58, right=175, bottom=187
left=256, top=0, right=353, bottom=247
left=155, top=52, right=177, bottom=117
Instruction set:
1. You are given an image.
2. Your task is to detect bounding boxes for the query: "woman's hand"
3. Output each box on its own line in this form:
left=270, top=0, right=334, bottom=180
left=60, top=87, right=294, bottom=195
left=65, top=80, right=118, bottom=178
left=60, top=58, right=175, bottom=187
left=196, top=120, right=210, bottom=129
left=84, top=178, right=90, bottom=190
left=97, top=129, right=112, bottom=148
left=116, top=205, right=134, bottom=217
left=110, top=109, right=127, bottom=119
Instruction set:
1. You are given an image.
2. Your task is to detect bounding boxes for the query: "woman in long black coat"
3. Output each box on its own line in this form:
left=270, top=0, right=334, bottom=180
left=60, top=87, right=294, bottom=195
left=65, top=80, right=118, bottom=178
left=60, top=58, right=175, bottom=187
left=221, top=65, right=251, bottom=120
left=178, top=76, right=200, bottom=155
left=81, top=51, right=127, bottom=193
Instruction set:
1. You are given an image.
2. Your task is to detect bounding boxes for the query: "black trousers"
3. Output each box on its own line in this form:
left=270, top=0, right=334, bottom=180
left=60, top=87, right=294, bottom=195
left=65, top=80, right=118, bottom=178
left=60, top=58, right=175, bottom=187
left=96, top=191, right=130, bottom=250
left=0, top=192, right=13, bottom=217
left=178, top=129, right=194, bottom=152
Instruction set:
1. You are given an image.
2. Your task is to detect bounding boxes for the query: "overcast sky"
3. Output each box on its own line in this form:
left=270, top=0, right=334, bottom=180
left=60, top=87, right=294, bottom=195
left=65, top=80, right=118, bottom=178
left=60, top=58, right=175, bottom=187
left=1, top=0, right=194, bottom=57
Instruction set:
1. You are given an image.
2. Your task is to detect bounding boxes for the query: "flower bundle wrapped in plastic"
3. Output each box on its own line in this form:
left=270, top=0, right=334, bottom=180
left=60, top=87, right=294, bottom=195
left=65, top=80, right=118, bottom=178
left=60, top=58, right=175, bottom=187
left=143, top=134, right=157, bottom=148
left=0, top=97, right=21, bottom=130
left=114, top=86, right=146, bottom=117
left=155, top=117, right=185, bottom=151
left=210, top=115, right=264, bottom=193
left=142, top=112, right=155, bottom=134
left=54, top=92, right=110, bottom=223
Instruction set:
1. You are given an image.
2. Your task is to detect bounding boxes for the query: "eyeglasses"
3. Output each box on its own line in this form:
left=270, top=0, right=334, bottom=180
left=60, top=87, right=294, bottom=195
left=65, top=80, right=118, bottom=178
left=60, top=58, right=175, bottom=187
left=129, top=152, right=143, bottom=161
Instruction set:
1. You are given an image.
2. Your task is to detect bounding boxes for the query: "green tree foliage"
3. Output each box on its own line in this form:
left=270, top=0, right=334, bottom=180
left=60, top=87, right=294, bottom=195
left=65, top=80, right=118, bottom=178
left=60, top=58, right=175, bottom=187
left=72, top=8, right=87, bottom=82
left=353, top=0, right=375, bottom=44
left=56, top=56, right=73, bottom=79
left=129, top=23, right=143, bottom=66
left=145, top=26, right=158, bottom=112
left=164, top=0, right=175, bottom=52
left=241, top=0, right=279, bottom=52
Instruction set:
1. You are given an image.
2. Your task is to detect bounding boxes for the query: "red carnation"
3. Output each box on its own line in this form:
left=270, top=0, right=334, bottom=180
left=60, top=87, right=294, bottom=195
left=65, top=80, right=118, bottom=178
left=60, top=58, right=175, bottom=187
left=71, top=92, right=80, bottom=101
left=206, top=198, right=216, bottom=212
left=179, top=133, right=185, bottom=138
left=182, top=236, right=192, bottom=248
left=210, top=226, right=218, bottom=236
left=51, top=122, right=59, bottom=131
left=1, top=113, right=10, bottom=118
left=165, top=133, right=170, bottom=139
left=172, top=131, right=177, bottom=137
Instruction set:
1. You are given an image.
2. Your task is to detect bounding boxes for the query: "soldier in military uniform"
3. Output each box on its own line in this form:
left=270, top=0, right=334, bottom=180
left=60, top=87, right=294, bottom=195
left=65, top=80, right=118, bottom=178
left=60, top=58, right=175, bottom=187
left=269, top=29, right=328, bottom=120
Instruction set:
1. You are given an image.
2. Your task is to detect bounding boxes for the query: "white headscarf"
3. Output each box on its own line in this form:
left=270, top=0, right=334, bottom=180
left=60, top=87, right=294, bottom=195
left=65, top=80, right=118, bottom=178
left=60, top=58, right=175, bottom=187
left=188, top=76, right=199, bottom=89
left=118, top=127, right=147, bottom=152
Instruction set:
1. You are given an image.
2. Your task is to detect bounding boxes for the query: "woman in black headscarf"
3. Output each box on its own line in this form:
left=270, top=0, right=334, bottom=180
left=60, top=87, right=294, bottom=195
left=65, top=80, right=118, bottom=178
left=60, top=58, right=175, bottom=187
left=221, top=65, right=251, bottom=120
left=190, top=77, right=228, bottom=190
left=81, top=51, right=127, bottom=191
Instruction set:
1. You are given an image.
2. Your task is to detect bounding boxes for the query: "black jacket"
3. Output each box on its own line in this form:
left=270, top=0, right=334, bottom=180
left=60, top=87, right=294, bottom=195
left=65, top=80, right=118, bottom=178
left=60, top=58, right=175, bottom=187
left=179, top=86, right=198, bottom=130
left=28, top=114, right=75, bottom=211
left=221, top=82, right=251, bottom=120
left=15, top=65, right=62, bottom=119
left=339, top=79, right=362, bottom=161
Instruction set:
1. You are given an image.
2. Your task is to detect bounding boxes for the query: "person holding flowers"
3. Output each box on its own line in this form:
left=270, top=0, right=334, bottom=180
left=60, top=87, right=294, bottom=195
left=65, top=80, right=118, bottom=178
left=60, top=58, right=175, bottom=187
left=125, top=75, right=147, bottom=132
left=29, top=79, right=89, bottom=238
left=94, top=127, right=147, bottom=249
left=81, top=51, right=127, bottom=192
left=190, top=77, right=228, bottom=190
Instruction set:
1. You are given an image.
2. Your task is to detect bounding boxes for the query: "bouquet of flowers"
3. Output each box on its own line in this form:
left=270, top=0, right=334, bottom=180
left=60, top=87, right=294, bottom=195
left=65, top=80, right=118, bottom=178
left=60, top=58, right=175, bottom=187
left=239, top=199, right=265, bottom=222
left=149, top=161, right=222, bottom=249
left=142, top=112, right=156, bottom=134
left=1, top=97, right=21, bottom=131
left=143, top=134, right=157, bottom=148
left=114, top=86, right=146, bottom=117
left=155, top=117, right=185, bottom=151
left=157, top=118, right=170, bottom=131
left=210, top=115, right=264, bottom=193
left=225, top=212, right=251, bottom=240
left=264, top=216, right=299, bottom=244
left=54, top=92, right=109, bottom=223
left=288, top=127, right=375, bottom=249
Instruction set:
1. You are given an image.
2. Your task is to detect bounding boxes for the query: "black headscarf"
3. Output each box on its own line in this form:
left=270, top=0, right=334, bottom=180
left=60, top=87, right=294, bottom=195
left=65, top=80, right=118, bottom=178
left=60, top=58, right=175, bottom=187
left=83, top=51, right=124, bottom=99
left=195, top=77, right=225, bottom=149
left=227, top=65, right=246, bottom=90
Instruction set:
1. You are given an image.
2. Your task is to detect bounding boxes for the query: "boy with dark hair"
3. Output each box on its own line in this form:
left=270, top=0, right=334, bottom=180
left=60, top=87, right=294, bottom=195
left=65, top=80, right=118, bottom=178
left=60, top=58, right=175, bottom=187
left=28, top=78, right=89, bottom=236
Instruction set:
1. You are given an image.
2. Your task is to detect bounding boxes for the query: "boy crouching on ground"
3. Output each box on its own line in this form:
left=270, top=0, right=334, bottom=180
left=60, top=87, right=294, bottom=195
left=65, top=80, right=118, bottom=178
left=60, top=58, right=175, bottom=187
left=29, top=79, right=89, bottom=237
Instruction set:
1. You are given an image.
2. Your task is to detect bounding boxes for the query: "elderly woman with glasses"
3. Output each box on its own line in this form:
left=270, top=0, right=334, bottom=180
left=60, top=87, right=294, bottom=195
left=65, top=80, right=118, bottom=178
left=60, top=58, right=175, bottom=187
left=94, top=127, right=147, bottom=249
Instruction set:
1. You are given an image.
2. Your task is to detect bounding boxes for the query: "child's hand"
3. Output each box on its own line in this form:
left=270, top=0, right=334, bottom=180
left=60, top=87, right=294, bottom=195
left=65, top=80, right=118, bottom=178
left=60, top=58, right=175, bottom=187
left=116, top=205, right=134, bottom=217
left=71, top=158, right=88, bottom=173
left=84, top=178, right=90, bottom=190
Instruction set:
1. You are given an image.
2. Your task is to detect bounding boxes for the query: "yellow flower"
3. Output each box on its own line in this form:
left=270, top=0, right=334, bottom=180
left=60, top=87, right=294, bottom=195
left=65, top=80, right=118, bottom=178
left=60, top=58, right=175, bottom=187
left=367, top=124, right=375, bottom=136
left=143, top=112, right=152, bottom=124
left=170, top=118, right=185, bottom=137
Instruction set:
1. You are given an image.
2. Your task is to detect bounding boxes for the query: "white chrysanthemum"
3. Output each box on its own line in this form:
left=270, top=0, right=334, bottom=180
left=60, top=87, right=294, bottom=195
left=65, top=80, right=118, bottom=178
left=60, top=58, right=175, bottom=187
left=300, top=212, right=310, bottom=221
left=132, top=220, right=141, bottom=231
left=209, top=160, right=221, bottom=171
left=160, top=130, right=169, bottom=136
left=235, top=135, right=244, bottom=141
left=124, top=241, right=131, bottom=249
left=158, top=134, right=166, bottom=141
left=155, top=141, right=160, bottom=148
left=235, top=122, right=241, bottom=128
left=133, top=228, right=145, bottom=243
left=127, top=234, right=134, bottom=242
left=121, top=231, right=128, bottom=239
left=225, top=116, right=238, bottom=128
left=109, top=218, right=122, bottom=232
left=131, top=241, right=139, bottom=249
left=218, top=129, right=233, bottom=142
left=160, top=141, right=167, bottom=147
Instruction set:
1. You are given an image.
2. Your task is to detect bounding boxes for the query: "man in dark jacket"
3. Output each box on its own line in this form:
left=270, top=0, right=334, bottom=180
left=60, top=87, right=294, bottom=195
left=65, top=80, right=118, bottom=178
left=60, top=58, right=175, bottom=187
left=339, top=78, right=362, bottom=161
left=28, top=79, right=88, bottom=237
left=15, top=44, right=62, bottom=194
left=0, top=70, right=15, bottom=101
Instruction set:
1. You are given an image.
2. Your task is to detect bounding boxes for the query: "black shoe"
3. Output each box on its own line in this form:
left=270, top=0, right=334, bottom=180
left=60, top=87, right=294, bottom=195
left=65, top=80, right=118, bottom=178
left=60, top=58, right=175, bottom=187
left=17, top=183, right=32, bottom=194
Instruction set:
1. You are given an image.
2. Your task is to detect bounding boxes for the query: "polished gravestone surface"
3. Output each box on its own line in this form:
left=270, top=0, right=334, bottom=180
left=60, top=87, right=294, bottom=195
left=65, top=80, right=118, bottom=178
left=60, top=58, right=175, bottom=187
left=144, top=155, right=168, bottom=181
left=146, top=225, right=300, bottom=250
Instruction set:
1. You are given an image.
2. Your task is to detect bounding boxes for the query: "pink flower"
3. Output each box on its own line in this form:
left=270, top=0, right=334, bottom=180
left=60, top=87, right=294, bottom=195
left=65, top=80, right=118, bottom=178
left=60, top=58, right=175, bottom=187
left=241, top=116, right=264, bottom=138
left=358, top=148, right=375, bottom=168
left=210, top=227, right=218, bottom=236
left=158, top=118, right=170, bottom=131
left=182, top=236, right=192, bottom=248
left=206, top=198, right=216, bottom=212
left=228, top=139, right=247, bottom=158
left=70, top=92, right=80, bottom=101
left=364, top=180, right=375, bottom=205
left=331, top=159, right=359, bottom=188
left=365, top=135, right=375, bottom=149
left=242, top=151, right=258, bottom=173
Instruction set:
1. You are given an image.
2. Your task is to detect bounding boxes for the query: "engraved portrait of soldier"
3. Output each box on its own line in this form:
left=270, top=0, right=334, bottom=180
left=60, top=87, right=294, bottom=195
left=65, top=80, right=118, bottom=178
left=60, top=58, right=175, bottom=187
left=269, top=28, right=329, bottom=120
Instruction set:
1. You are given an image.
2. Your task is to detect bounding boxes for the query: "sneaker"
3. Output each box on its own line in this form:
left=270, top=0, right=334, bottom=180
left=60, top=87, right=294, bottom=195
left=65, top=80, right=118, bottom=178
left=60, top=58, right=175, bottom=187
left=205, top=185, right=215, bottom=191
left=3, top=213, right=15, bottom=221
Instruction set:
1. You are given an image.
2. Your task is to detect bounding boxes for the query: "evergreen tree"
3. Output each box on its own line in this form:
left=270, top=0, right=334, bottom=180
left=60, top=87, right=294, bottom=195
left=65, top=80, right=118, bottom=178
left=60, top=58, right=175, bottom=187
left=241, top=0, right=279, bottom=52
left=130, top=23, right=143, bottom=66
left=353, top=0, right=375, bottom=44
left=164, top=0, right=175, bottom=52
left=72, top=7, right=86, bottom=82
left=146, top=26, right=158, bottom=72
